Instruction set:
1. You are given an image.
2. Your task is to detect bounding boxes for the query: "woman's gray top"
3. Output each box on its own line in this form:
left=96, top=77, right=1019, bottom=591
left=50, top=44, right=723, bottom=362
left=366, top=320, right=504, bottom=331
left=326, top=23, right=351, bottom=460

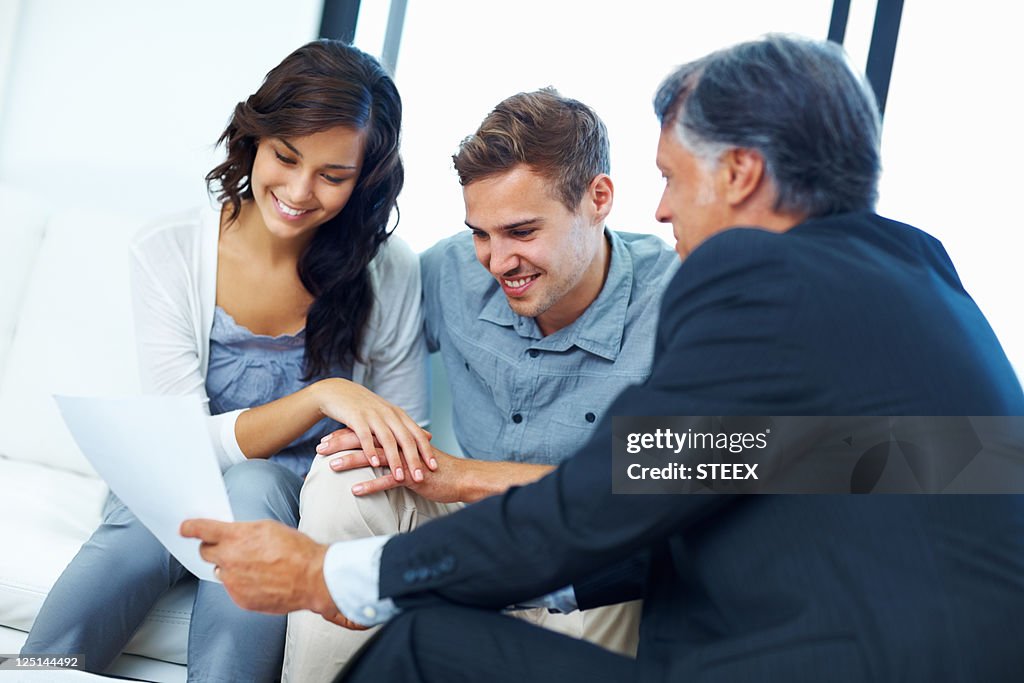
left=206, top=306, right=350, bottom=479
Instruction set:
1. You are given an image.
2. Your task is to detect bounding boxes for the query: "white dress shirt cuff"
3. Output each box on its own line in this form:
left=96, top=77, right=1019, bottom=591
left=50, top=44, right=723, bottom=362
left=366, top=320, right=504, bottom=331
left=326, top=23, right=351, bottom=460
left=323, top=535, right=400, bottom=627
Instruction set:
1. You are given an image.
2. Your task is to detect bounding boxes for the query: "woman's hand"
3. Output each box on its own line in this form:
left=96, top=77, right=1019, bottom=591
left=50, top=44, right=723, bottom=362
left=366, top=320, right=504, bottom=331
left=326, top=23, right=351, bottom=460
left=313, top=378, right=436, bottom=483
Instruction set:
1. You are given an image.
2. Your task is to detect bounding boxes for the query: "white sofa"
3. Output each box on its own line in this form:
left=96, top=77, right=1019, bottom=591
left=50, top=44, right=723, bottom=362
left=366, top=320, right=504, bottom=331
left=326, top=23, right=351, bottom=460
left=0, top=182, right=461, bottom=682
left=0, top=183, right=192, bottom=681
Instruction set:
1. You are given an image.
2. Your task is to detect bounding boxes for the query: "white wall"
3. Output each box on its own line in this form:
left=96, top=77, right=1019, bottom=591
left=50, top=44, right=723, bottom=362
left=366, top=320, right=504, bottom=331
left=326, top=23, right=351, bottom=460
left=392, top=0, right=832, bottom=254
left=0, top=0, right=21, bottom=118
left=0, top=0, right=322, bottom=214
left=391, top=0, right=1023, bottom=378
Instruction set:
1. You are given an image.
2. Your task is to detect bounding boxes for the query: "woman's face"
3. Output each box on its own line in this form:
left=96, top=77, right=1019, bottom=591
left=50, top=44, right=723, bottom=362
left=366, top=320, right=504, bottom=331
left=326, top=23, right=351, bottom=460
left=250, top=126, right=367, bottom=240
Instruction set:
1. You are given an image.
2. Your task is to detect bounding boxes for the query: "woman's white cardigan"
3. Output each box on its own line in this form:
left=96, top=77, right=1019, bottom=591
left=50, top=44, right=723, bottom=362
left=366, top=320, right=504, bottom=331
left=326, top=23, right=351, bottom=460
left=128, top=206, right=428, bottom=470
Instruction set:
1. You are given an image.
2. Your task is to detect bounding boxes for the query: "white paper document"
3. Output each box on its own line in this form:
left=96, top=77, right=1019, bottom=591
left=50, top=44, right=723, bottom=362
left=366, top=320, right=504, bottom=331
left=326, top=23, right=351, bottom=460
left=55, top=395, right=234, bottom=582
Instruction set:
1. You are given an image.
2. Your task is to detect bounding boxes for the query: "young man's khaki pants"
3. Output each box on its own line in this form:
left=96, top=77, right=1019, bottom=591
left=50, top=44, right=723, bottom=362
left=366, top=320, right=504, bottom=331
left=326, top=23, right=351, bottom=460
left=282, top=454, right=641, bottom=682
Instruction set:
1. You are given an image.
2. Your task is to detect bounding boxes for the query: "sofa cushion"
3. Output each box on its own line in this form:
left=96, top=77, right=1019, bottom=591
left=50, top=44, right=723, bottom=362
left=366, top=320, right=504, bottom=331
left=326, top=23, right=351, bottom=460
left=0, top=457, right=192, bottom=666
left=0, top=458, right=108, bottom=631
left=0, top=184, right=48, bottom=378
left=0, top=207, right=143, bottom=476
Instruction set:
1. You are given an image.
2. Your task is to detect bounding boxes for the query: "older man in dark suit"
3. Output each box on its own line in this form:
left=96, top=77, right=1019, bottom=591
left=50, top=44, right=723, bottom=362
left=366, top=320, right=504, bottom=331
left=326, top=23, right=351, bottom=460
left=184, top=35, right=1024, bottom=682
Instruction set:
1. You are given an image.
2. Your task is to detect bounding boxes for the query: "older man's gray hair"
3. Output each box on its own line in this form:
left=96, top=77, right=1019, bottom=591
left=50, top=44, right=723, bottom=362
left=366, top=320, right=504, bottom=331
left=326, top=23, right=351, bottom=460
left=654, top=34, right=882, bottom=218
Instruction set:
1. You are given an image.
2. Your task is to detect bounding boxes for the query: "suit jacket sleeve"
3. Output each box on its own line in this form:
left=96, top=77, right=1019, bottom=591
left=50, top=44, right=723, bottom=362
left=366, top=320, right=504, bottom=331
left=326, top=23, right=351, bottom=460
left=379, top=228, right=808, bottom=610
left=572, top=550, right=651, bottom=610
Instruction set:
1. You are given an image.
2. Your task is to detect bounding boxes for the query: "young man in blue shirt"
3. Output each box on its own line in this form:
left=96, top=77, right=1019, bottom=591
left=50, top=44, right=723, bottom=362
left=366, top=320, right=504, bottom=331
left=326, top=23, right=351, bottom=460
left=283, top=88, right=677, bottom=681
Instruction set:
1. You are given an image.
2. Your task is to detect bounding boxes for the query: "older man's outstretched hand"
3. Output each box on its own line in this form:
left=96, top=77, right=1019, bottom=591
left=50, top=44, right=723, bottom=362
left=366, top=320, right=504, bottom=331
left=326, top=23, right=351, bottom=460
left=180, top=518, right=369, bottom=630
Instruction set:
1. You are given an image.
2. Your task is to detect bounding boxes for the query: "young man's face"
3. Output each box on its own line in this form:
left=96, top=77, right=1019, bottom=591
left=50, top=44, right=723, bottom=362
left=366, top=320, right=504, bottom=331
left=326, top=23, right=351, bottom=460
left=464, top=165, right=607, bottom=335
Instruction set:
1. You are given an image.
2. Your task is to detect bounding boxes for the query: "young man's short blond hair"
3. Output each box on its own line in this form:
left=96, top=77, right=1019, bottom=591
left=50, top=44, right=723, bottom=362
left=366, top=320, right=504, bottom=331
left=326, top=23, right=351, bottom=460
left=453, top=88, right=610, bottom=212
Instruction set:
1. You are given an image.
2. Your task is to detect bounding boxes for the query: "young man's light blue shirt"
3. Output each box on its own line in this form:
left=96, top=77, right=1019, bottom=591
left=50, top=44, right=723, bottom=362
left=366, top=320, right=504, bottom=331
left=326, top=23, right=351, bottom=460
left=421, top=228, right=679, bottom=464
left=324, top=227, right=677, bottom=625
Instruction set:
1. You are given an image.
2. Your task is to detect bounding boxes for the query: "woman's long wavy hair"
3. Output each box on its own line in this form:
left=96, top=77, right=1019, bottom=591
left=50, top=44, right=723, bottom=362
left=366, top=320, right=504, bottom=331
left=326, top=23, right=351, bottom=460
left=206, top=40, right=403, bottom=379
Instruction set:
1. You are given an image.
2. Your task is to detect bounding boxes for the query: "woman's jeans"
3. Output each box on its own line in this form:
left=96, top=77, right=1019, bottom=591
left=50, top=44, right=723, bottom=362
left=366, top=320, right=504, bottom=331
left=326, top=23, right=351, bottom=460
left=22, top=459, right=302, bottom=682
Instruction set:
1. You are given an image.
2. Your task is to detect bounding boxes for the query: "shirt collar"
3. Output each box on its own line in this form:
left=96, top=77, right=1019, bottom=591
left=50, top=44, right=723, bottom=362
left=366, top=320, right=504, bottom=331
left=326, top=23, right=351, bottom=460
left=476, top=229, right=634, bottom=360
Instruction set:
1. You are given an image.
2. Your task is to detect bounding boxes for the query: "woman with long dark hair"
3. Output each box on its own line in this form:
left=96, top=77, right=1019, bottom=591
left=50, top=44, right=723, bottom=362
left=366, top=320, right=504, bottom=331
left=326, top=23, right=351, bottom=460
left=22, top=40, right=432, bottom=680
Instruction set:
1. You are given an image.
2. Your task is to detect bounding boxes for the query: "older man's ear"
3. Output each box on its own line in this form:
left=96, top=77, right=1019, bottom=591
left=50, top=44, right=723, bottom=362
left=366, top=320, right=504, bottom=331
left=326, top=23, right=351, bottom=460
left=719, top=147, right=765, bottom=207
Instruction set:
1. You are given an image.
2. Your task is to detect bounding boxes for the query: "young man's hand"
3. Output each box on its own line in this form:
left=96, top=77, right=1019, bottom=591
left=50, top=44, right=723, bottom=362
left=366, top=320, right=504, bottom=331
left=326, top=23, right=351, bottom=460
left=317, top=428, right=555, bottom=504
left=320, top=430, right=467, bottom=503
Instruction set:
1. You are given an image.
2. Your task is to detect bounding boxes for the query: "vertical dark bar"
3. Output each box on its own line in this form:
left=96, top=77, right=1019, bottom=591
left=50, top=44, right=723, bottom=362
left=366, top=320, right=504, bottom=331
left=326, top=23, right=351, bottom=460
left=865, top=0, right=905, bottom=117
left=319, top=0, right=362, bottom=43
left=828, top=0, right=852, bottom=44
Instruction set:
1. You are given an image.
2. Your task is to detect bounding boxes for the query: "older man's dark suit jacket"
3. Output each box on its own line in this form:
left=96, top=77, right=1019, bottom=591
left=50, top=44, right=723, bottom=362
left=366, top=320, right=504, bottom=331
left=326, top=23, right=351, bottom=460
left=379, top=211, right=1024, bottom=681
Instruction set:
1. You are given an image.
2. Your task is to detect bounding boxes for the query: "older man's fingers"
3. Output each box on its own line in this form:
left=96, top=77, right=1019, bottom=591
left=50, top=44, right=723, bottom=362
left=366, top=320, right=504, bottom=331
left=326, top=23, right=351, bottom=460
left=180, top=518, right=229, bottom=542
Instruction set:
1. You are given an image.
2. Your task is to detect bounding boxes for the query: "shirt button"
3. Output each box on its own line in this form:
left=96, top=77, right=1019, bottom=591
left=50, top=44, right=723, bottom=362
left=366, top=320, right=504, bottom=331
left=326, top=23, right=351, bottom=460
left=585, top=412, right=596, bottom=423
left=528, top=349, right=539, bottom=358
left=512, top=413, right=523, bottom=424
left=464, top=361, right=470, bottom=370
left=361, top=606, right=377, bottom=620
